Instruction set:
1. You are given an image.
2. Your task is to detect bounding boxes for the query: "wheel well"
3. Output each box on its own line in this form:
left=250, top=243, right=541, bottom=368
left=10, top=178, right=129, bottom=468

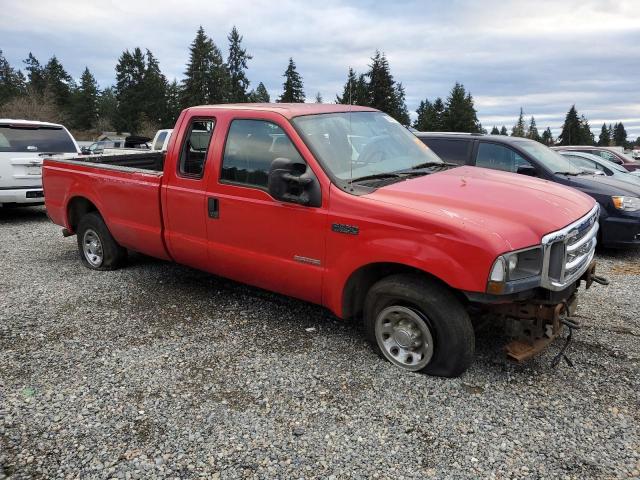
left=341, top=263, right=461, bottom=320
left=67, top=197, right=98, bottom=232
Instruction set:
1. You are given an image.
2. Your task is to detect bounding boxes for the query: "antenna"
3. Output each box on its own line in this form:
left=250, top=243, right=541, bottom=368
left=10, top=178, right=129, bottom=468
left=349, top=68, right=353, bottom=189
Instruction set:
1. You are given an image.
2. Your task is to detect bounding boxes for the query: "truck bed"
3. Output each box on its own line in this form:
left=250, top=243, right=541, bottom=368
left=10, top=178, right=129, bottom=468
left=43, top=154, right=170, bottom=261
left=72, top=152, right=165, bottom=171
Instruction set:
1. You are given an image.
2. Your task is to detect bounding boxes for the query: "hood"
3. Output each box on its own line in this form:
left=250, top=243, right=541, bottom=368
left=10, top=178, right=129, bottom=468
left=366, top=166, right=595, bottom=250
left=559, top=172, right=640, bottom=196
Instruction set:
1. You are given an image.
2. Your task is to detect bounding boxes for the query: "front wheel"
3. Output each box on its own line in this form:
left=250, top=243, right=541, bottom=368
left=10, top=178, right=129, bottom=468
left=76, top=212, right=127, bottom=270
left=364, top=274, right=475, bottom=377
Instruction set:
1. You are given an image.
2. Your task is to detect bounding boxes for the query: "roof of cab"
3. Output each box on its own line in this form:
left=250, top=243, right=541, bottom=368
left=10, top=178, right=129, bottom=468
left=186, top=103, right=378, bottom=119
left=0, top=118, right=64, bottom=128
left=415, top=131, right=539, bottom=145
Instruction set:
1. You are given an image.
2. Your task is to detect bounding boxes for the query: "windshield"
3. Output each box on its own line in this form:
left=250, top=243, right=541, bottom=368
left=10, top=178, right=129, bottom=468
left=292, top=111, right=443, bottom=181
left=518, top=141, right=582, bottom=174
left=0, top=125, right=76, bottom=153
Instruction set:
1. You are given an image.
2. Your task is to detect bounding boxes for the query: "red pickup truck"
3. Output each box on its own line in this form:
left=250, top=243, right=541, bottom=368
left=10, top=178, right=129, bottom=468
left=43, top=104, right=603, bottom=377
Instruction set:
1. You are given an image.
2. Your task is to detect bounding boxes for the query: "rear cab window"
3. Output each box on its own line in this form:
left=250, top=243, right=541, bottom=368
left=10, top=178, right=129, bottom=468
left=421, top=138, right=472, bottom=165
left=0, top=125, right=76, bottom=153
left=178, top=119, right=215, bottom=178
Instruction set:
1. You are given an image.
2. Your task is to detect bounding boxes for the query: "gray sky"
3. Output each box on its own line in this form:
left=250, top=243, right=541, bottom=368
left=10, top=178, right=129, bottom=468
left=1, top=0, right=638, bottom=138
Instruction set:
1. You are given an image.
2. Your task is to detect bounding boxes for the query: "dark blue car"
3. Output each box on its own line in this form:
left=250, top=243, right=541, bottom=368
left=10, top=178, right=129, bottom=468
left=416, top=133, right=640, bottom=248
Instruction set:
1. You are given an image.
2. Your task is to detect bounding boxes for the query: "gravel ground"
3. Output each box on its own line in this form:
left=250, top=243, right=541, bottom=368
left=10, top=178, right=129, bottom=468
left=1, top=206, right=639, bottom=479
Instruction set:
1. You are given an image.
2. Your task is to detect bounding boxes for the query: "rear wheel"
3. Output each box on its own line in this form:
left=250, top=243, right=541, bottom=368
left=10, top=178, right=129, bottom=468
left=364, top=274, right=475, bottom=377
left=76, top=212, right=127, bottom=270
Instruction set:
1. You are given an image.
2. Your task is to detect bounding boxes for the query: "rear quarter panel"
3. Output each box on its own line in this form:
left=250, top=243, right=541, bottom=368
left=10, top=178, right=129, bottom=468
left=43, top=160, right=170, bottom=260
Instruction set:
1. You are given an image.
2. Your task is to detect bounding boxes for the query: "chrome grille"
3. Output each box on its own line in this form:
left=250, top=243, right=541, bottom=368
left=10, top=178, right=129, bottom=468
left=540, top=204, right=599, bottom=291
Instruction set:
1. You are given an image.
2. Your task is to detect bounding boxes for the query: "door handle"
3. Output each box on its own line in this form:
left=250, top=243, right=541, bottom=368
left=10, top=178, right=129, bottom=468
left=208, top=197, right=219, bottom=219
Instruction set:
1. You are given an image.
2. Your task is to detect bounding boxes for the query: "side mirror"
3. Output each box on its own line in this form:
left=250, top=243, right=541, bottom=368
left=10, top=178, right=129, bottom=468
left=268, top=157, right=321, bottom=207
left=516, top=165, right=537, bottom=177
left=81, top=147, right=90, bottom=155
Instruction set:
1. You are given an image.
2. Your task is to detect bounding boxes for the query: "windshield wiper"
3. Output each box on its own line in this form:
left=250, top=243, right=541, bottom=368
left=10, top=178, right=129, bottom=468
left=350, top=172, right=403, bottom=183
left=409, top=161, right=457, bottom=169
left=554, top=171, right=581, bottom=176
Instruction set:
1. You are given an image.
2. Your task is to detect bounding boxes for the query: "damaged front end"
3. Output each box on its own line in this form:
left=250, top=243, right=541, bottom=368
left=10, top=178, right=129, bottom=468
left=467, top=205, right=609, bottom=365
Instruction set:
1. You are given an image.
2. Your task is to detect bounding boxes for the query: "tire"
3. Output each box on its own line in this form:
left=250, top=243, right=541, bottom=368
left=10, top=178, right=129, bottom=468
left=76, top=212, right=127, bottom=270
left=364, top=274, right=475, bottom=377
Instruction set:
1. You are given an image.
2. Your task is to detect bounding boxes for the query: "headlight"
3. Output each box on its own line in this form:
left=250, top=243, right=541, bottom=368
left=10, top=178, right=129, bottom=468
left=487, top=246, right=543, bottom=294
left=612, top=196, right=640, bottom=212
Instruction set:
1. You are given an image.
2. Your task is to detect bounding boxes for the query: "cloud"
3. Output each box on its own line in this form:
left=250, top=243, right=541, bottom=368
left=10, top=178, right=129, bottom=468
left=1, top=0, right=638, bottom=138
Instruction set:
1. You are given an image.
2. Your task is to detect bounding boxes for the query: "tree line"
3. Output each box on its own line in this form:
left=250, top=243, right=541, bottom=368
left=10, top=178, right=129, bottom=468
left=486, top=105, right=634, bottom=148
left=0, top=27, right=637, bottom=147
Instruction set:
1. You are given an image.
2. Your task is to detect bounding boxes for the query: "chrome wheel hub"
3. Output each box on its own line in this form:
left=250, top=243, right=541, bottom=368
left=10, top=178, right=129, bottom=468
left=375, top=305, right=434, bottom=371
left=83, top=229, right=103, bottom=267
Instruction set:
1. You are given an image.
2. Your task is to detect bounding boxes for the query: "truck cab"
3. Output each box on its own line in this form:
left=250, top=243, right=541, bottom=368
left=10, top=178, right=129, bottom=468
left=43, top=105, right=604, bottom=377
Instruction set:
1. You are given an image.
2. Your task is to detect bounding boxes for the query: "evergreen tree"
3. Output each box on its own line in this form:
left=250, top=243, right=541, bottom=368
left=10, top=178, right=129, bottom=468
left=277, top=58, right=305, bottom=103
left=142, top=49, right=168, bottom=125
left=181, top=26, right=229, bottom=107
left=541, top=127, right=554, bottom=146
left=314, top=92, right=323, bottom=103
left=336, top=67, right=361, bottom=104
left=97, top=87, right=118, bottom=130
left=490, top=126, right=500, bottom=135
left=413, top=98, right=444, bottom=131
left=608, top=123, right=614, bottom=143
left=598, top=123, right=611, bottom=146
left=43, top=56, right=74, bottom=112
left=579, top=115, right=594, bottom=145
left=613, top=122, right=627, bottom=147
left=558, top=105, right=581, bottom=145
left=500, top=125, right=508, bottom=135
left=248, top=82, right=270, bottom=102
left=365, top=51, right=408, bottom=123
left=511, top=108, right=526, bottom=137
left=226, top=26, right=252, bottom=102
left=114, top=47, right=148, bottom=132
left=23, top=53, right=46, bottom=95
left=70, top=67, right=99, bottom=130
left=442, top=83, right=481, bottom=133
left=526, top=116, right=541, bottom=142
left=164, top=79, right=182, bottom=126
left=393, top=82, right=411, bottom=125
left=0, top=50, right=26, bottom=105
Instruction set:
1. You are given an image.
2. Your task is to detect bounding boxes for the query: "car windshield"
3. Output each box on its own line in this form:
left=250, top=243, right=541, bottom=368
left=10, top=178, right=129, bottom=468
left=292, top=111, right=443, bottom=181
left=518, top=141, right=582, bottom=174
left=0, top=125, right=76, bottom=153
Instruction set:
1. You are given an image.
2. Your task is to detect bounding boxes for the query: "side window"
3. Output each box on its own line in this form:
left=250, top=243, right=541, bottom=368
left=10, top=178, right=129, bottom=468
left=475, top=143, right=531, bottom=173
left=154, top=131, right=167, bottom=150
left=179, top=119, right=215, bottom=178
left=422, top=138, right=471, bottom=165
left=598, top=151, right=620, bottom=163
left=567, top=155, right=596, bottom=170
left=221, top=119, right=305, bottom=188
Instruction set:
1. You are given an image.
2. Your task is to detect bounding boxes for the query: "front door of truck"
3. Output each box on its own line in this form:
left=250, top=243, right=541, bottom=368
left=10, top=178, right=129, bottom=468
left=205, top=114, right=327, bottom=304
left=163, top=117, right=217, bottom=269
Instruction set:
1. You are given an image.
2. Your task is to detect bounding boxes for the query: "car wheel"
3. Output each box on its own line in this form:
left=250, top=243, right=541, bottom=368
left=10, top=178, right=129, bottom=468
left=76, top=212, right=127, bottom=270
left=364, top=274, right=475, bottom=377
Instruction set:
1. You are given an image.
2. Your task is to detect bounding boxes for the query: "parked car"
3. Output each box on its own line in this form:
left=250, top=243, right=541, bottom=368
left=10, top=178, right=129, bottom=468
left=43, top=104, right=604, bottom=377
left=631, top=148, right=640, bottom=160
left=557, top=150, right=640, bottom=186
left=150, top=129, right=173, bottom=151
left=81, top=136, right=151, bottom=155
left=553, top=145, right=640, bottom=172
left=0, top=119, right=80, bottom=207
left=416, top=132, right=640, bottom=248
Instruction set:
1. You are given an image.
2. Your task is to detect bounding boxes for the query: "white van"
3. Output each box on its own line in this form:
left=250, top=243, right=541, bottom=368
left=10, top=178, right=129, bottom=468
left=0, top=119, right=80, bottom=206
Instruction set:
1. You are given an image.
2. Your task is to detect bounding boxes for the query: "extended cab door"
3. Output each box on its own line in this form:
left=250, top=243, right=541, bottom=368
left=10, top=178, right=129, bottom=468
left=204, top=112, right=327, bottom=304
left=163, top=117, right=217, bottom=269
